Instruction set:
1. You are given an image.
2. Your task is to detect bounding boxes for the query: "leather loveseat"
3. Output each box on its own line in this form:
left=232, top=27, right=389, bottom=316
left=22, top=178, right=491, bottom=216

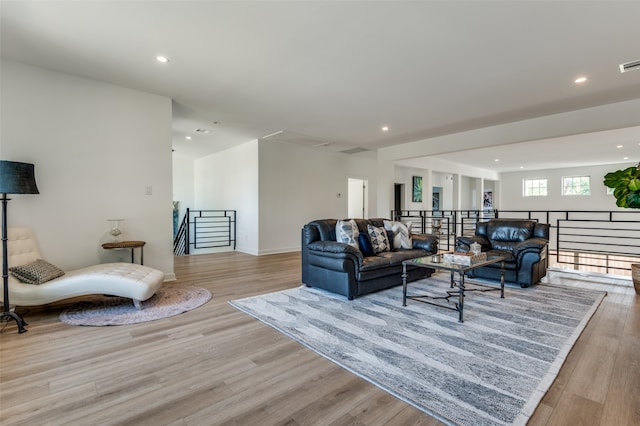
left=302, top=218, right=438, bottom=299
left=455, top=218, right=550, bottom=287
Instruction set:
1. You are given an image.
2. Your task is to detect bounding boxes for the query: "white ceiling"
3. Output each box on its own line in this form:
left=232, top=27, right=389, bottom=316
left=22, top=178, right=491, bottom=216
left=2, top=1, right=640, bottom=171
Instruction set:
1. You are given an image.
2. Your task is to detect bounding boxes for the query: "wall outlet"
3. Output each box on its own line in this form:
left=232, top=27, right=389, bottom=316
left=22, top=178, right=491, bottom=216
left=145, top=185, right=152, bottom=195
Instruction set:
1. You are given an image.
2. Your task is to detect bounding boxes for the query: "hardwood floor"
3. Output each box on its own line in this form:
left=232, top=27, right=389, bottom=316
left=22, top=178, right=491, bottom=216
left=1, top=252, right=638, bottom=425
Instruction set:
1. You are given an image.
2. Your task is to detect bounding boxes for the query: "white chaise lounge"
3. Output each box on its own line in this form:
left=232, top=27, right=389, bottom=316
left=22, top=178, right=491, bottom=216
left=2, top=227, right=164, bottom=309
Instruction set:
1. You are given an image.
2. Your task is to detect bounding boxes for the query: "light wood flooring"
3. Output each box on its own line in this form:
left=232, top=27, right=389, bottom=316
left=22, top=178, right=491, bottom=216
left=1, top=252, right=638, bottom=425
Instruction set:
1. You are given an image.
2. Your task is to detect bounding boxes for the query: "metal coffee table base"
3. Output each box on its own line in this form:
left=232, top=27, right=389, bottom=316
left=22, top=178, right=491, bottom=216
left=402, top=257, right=505, bottom=323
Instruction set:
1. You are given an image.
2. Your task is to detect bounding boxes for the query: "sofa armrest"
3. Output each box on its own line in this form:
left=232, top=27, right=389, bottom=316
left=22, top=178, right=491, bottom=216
left=307, top=241, right=364, bottom=265
left=513, top=238, right=548, bottom=259
left=455, top=235, right=491, bottom=252
left=411, top=234, right=438, bottom=254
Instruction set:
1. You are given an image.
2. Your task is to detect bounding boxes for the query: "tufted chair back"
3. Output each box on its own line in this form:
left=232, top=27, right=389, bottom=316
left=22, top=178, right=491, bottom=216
left=3, top=227, right=42, bottom=269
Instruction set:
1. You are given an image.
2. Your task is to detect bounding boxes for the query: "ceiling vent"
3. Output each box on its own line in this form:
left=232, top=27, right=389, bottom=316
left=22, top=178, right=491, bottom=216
left=619, top=59, right=640, bottom=73
left=341, top=147, right=370, bottom=154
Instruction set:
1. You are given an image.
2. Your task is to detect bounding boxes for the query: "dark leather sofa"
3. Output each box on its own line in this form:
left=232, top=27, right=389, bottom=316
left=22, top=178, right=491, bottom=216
left=455, top=218, right=550, bottom=287
left=302, top=218, right=438, bottom=299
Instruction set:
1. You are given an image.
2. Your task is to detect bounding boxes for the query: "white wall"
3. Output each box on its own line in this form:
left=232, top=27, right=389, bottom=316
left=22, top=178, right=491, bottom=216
left=172, top=153, right=195, bottom=226
left=432, top=172, right=454, bottom=211
left=258, top=139, right=377, bottom=254
left=394, top=166, right=429, bottom=211
left=192, top=139, right=377, bottom=255
left=499, top=163, right=629, bottom=211
left=1, top=61, right=175, bottom=277
left=194, top=140, right=259, bottom=255
left=459, top=176, right=474, bottom=210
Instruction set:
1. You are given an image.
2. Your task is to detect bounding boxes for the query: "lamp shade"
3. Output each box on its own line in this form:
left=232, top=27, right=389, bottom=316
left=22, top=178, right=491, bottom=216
left=0, top=161, right=39, bottom=195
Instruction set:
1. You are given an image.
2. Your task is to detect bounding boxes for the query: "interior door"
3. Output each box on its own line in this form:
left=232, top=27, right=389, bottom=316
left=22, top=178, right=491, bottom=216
left=348, top=178, right=368, bottom=218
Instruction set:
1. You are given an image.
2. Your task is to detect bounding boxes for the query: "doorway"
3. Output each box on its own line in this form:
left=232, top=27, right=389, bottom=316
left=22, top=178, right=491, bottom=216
left=394, top=183, right=404, bottom=220
left=348, top=178, right=368, bottom=218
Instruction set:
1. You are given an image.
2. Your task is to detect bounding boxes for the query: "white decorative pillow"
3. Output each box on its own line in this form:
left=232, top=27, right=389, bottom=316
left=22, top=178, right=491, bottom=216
left=336, top=219, right=360, bottom=250
left=9, top=259, right=65, bottom=285
left=367, top=224, right=390, bottom=253
left=384, top=220, right=412, bottom=249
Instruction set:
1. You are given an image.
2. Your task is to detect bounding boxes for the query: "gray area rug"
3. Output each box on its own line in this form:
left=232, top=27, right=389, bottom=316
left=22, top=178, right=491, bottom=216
left=60, top=286, right=211, bottom=326
left=229, top=274, right=606, bottom=426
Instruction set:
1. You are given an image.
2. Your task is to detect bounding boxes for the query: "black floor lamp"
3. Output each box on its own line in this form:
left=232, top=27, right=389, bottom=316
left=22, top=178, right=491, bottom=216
left=1, top=160, right=39, bottom=334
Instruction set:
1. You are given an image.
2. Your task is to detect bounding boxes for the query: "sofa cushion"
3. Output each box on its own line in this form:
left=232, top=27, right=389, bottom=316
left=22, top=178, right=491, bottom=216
left=384, top=220, right=412, bottom=249
left=487, top=220, right=534, bottom=242
left=358, top=233, right=375, bottom=256
left=367, top=224, right=390, bottom=253
left=359, top=249, right=430, bottom=271
left=9, top=259, right=65, bottom=284
left=336, top=219, right=360, bottom=250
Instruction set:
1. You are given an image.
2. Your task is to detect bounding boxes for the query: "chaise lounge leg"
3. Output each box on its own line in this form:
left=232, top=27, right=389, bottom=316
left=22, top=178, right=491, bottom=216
left=133, top=299, right=142, bottom=310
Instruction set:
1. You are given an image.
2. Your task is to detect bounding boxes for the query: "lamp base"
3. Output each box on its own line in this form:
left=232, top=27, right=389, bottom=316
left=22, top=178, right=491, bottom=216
left=1, top=310, right=28, bottom=333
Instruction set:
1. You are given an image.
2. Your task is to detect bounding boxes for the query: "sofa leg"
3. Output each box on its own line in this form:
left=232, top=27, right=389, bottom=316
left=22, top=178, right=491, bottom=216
left=348, top=296, right=354, bottom=300
left=133, top=299, right=142, bottom=310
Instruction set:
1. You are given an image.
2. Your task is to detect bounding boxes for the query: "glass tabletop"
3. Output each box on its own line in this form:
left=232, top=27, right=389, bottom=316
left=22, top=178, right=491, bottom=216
left=404, top=253, right=507, bottom=272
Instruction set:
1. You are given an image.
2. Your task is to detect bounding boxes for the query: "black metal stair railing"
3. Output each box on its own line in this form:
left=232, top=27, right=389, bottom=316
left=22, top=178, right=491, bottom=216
left=173, top=209, right=237, bottom=256
left=173, top=212, right=189, bottom=256
left=392, top=209, right=640, bottom=275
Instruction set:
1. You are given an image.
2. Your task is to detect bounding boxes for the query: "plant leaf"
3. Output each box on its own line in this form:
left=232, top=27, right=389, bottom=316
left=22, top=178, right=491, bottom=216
left=629, top=178, right=640, bottom=192
left=627, top=192, right=640, bottom=208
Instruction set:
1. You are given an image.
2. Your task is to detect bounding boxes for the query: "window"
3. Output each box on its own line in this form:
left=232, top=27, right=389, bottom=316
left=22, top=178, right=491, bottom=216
left=562, top=176, right=590, bottom=196
left=523, top=178, right=548, bottom=197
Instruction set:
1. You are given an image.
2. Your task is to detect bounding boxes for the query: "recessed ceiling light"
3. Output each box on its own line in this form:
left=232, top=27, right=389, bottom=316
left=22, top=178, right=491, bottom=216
left=574, top=76, right=587, bottom=84
left=519, top=166, right=524, bottom=169
left=185, top=136, right=191, bottom=140
left=382, top=126, right=389, bottom=132
left=156, top=56, right=170, bottom=63
left=617, top=145, right=624, bottom=148
left=624, top=156, right=629, bottom=160
left=494, top=158, right=500, bottom=162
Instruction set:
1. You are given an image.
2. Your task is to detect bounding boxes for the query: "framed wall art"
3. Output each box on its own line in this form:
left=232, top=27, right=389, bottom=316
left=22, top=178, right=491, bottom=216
left=483, top=190, right=493, bottom=209
left=412, top=176, right=423, bottom=202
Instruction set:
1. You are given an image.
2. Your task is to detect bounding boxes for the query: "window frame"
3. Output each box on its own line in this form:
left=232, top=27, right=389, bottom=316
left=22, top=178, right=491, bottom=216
left=562, top=175, right=591, bottom=196
left=522, top=178, right=548, bottom=197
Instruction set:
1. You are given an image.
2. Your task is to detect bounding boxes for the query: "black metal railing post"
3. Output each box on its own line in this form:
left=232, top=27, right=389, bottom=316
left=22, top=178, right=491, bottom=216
left=185, top=208, right=190, bottom=255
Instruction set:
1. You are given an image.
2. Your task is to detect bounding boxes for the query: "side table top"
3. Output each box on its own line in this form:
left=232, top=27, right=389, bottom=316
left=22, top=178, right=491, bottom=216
left=101, top=240, right=146, bottom=249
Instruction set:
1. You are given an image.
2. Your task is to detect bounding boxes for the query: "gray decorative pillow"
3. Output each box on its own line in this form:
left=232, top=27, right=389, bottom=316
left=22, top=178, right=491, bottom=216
left=9, top=259, right=65, bottom=285
left=336, top=219, right=360, bottom=250
left=384, top=220, right=412, bottom=249
left=367, top=224, right=390, bottom=253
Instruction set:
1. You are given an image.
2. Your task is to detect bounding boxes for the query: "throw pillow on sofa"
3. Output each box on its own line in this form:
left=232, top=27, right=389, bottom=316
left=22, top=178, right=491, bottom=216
left=358, top=233, right=375, bottom=256
left=383, top=220, right=412, bottom=249
left=367, top=224, right=390, bottom=253
left=336, top=219, right=360, bottom=250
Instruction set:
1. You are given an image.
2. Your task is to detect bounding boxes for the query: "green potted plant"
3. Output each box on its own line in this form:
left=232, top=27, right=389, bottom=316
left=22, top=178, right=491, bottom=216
left=603, top=164, right=640, bottom=208
left=604, top=164, right=640, bottom=293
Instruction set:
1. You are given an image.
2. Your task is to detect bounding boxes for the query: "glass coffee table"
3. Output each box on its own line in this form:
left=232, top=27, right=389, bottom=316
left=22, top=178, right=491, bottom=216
left=402, top=254, right=507, bottom=323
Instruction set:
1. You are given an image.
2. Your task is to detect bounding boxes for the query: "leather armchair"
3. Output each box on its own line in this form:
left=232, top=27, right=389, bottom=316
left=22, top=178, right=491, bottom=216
left=455, top=219, right=549, bottom=287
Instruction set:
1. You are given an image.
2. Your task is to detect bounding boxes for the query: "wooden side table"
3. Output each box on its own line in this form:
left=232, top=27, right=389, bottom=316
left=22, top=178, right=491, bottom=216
left=101, top=240, right=146, bottom=265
